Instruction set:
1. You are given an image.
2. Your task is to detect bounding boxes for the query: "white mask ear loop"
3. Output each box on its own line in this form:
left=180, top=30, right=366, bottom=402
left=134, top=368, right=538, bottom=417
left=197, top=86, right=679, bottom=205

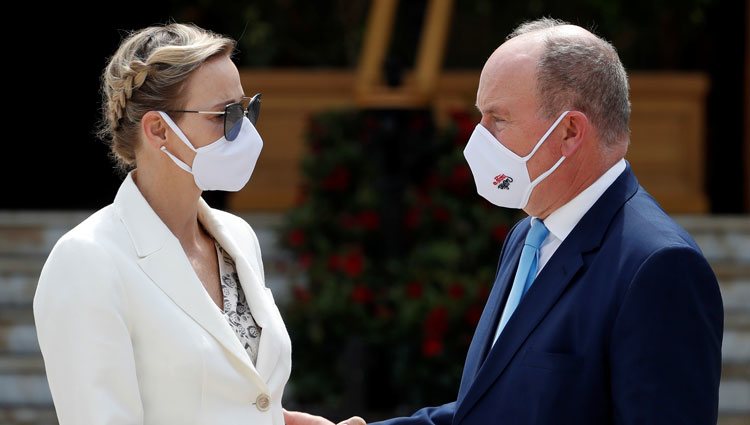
left=521, top=111, right=570, bottom=160
left=517, top=111, right=571, bottom=208
left=157, top=111, right=197, bottom=173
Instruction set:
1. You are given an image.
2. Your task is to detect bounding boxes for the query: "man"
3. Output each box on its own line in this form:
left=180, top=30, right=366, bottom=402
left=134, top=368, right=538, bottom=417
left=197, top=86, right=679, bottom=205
left=286, top=17, right=723, bottom=425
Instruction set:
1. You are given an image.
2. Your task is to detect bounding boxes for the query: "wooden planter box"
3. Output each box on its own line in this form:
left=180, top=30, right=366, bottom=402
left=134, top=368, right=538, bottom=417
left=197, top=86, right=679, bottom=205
left=231, top=70, right=709, bottom=214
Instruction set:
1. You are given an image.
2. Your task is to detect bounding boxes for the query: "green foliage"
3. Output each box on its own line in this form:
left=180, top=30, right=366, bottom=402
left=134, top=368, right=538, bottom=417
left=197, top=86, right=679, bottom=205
left=280, top=109, right=518, bottom=411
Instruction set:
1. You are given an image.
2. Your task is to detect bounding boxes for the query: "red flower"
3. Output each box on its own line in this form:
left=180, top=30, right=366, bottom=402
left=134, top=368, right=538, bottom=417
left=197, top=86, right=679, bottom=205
left=492, top=224, right=509, bottom=242
left=424, top=306, right=449, bottom=337
left=433, top=207, right=451, bottom=223
left=287, top=229, right=306, bottom=247
left=406, top=281, right=423, bottom=299
left=340, top=213, right=358, bottom=230
left=357, top=211, right=380, bottom=230
left=351, top=284, right=374, bottom=304
left=327, top=254, right=342, bottom=271
left=321, top=167, right=350, bottom=191
left=375, top=304, right=394, bottom=320
left=364, top=115, right=379, bottom=131
left=450, top=109, right=477, bottom=146
left=293, top=286, right=312, bottom=303
left=422, top=338, right=444, bottom=357
left=298, top=253, right=313, bottom=269
left=464, top=304, right=483, bottom=326
left=447, top=165, right=471, bottom=191
left=425, top=173, right=440, bottom=190
left=448, top=282, right=465, bottom=299
left=409, top=115, right=427, bottom=131
left=342, top=251, right=364, bottom=278
left=404, top=207, right=421, bottom=229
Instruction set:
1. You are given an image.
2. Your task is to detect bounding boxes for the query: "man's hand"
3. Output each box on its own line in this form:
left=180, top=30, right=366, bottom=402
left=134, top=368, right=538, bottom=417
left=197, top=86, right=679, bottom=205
left=283, top=409, right=366, bottom=425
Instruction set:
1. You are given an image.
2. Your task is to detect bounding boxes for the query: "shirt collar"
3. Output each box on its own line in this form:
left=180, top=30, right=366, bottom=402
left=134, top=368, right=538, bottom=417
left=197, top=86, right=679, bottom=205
left=536, top=159, right=626, bottom=243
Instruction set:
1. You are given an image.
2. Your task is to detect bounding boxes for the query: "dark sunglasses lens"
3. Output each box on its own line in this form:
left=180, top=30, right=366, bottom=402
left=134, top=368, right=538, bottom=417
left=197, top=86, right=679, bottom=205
left=225, top=104, right=244, bottom=141
left=247, top=93, right=262, bottom=126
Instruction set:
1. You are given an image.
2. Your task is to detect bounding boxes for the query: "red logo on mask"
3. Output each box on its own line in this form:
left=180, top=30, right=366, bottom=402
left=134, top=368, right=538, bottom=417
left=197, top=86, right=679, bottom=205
left=493, top=174, right=513, bottom=190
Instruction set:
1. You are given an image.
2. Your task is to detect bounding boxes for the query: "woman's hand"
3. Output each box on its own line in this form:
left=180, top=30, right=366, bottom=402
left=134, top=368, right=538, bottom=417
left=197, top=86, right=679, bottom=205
left=283, top=409, right=366, bottom=425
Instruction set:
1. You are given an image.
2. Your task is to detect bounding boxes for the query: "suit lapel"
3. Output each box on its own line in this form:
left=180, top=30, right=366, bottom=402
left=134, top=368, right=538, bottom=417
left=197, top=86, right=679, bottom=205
left=457, top=220, right=526, bottom=401
left=454, top=248, right=584, bottom=422
left=114, top=173, right=267, bottom=389
left=198, top=201, right=282, bottom=383
left=454, top=163, right=641, bottom=423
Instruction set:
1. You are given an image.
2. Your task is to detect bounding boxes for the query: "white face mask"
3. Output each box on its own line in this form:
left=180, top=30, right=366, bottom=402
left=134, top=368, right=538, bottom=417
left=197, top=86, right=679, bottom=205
left=463, top=111, right=569, bottom=209
left=157, top=111, right=263, bottom=192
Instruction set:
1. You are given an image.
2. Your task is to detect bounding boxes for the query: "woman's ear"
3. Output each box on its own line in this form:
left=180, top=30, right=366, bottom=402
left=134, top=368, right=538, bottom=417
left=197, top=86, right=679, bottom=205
left=560, top=111, right=588, bottom=157
left=141, top=111, right=167, bottom=149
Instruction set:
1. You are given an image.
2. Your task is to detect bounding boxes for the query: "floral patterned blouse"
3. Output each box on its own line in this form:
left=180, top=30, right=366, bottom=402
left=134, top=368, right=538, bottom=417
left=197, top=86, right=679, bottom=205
left=215, top=242, right=262, bottom=365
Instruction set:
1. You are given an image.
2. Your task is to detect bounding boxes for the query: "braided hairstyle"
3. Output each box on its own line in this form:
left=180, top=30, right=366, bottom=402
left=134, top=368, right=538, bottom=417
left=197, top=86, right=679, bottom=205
left=98, top=23, right=236, bottom=171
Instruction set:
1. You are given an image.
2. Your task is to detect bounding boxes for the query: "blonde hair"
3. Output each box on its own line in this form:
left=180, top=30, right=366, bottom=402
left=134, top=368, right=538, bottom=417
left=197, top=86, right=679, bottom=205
left=98, top=23, right=236, bottom=170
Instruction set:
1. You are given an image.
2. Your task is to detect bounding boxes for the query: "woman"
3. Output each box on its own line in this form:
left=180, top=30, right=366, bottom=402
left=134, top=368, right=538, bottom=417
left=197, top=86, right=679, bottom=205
left=33, top=23, right=291, bottom=424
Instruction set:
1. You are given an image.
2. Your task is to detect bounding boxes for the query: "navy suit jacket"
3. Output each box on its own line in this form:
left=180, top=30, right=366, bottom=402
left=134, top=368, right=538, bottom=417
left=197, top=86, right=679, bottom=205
left=374, top=164, right=723, bottom=425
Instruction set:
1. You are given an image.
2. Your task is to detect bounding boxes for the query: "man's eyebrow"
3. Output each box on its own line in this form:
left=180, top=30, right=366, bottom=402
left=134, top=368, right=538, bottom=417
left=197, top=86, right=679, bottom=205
left=476, top=104, right=510, bottom=116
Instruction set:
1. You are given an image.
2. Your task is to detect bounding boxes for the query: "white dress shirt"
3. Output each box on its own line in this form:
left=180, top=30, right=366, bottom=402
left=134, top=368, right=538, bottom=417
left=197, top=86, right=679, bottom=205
left=532, top=159, right=626, bottom=276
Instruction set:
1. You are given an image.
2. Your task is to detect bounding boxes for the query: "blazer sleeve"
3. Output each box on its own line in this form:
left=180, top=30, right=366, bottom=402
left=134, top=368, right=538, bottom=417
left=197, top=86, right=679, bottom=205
left=33, top=237, right=144, bottom=425
left=610, top=245, right=723, bottom=425
left=370, top=402, right=455, bottom=425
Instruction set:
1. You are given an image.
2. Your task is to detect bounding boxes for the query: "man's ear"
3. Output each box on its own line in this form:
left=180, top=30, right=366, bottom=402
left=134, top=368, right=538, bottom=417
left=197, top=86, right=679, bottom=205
left=560, top=111, right=588, bottom=157
left=141, top=111, right=168, bottom=149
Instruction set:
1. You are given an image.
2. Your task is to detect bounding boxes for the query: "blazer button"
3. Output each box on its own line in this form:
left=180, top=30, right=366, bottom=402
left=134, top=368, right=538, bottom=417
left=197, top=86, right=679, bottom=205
left=255, top=393, right=271, bottom=412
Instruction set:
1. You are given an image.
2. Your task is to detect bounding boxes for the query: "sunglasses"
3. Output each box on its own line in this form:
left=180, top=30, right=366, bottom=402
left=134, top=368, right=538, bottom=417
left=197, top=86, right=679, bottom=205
left=166, top=93, right=262, bottom=141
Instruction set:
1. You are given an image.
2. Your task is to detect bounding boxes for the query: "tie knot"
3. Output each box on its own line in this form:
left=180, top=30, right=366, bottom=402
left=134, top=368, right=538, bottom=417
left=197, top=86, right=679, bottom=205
left=525, top=219, right=549, bottom=249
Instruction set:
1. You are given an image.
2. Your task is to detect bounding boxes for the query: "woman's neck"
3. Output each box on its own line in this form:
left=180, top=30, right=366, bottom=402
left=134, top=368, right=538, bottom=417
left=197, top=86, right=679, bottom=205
left=132, top=166, right=203, bottom=246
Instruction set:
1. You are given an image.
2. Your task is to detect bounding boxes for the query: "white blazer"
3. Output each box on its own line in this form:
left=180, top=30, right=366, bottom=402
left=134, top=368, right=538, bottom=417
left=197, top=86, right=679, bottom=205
left=33, top=173, right=292, bottom=425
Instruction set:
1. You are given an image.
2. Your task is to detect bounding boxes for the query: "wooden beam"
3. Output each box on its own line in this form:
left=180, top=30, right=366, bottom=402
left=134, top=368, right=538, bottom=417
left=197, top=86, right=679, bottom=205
left=229, top=70, right=709, bottom=214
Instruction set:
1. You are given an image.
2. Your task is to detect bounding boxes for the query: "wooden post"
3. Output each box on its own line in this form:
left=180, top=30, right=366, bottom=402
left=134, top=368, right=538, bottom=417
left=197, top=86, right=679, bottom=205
left=355, top=0, right=399, bottom=98
left=414, top=0, right=454, bottom=99
left=355, top=0, right=454, bottom=108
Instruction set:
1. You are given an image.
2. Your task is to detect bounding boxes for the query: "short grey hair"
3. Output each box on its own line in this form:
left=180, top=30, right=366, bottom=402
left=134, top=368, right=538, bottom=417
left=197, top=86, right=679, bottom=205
left=508, top=18, right=631, bottom=147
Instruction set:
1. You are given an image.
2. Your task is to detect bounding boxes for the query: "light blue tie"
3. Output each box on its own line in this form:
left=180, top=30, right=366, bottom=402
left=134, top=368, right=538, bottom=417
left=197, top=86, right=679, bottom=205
left=492, top=219, right=549, bottom=345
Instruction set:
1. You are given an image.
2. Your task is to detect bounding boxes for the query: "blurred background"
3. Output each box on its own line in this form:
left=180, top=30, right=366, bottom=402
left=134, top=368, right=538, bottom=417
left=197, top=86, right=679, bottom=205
left=1, top=0, right=748, bottom=424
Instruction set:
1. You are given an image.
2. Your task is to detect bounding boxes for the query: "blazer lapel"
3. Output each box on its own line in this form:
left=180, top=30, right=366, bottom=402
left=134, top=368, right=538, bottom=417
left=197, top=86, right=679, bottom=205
left=198, top=200, right=282, bottom=384
left=114, top=173, right=266, bottom=389
left=454, top=163, right=641, bottom=424
left=457, top=222, right=526, bottom=401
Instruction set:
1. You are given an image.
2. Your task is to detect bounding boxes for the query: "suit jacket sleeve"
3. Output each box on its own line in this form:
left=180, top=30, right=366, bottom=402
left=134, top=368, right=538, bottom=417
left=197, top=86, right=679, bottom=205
left=610, top=245, right=723, bottom=424
left=33, top=237, right=144, bottom=425
left=370, top=402, right=455, bottom=425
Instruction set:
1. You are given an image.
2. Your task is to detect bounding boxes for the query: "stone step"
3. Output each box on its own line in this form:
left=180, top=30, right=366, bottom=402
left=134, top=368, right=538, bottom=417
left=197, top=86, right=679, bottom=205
left=0, top=272, right=40, bottom=308
left=719, top=414, right=750, bottom=425
left=0, top=356, right=44, bottom=375
left=676, top=216, right=750, bottom=265
left=0, top=309, right=38, bottom=355
left=723, top=330, right=750, bottom=363
left=0, top=407, right=57, bottom=425
left=0, top=374, right=52, bottom=406
left=719, top=379, right=750, bottom=414
left=0, top=258, right=45, bottom=277
left=0, top=212, right=90, bottom=257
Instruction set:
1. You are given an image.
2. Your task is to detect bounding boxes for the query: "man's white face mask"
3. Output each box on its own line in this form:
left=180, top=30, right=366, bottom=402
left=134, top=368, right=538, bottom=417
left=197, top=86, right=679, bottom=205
left=463, top=111, right=569, bottom=209
left=158, top=112, right=264, bottom=192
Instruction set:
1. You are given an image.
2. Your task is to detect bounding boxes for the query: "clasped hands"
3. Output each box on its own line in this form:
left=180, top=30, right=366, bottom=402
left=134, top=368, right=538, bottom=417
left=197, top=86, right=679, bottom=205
left=284, top=409, right=366, bottom=425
